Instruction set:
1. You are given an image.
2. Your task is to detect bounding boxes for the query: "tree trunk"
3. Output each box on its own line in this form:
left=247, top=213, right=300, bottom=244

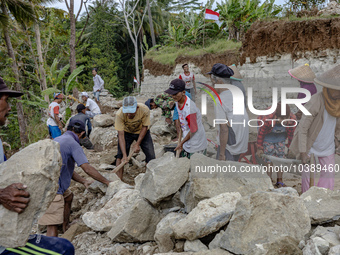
left=134, top=43, right=140, bottom=92
left=68, top=0, right=79, bottom=98
left=34, top=22, right=49, bottom=103
left=2, top=4, right=28, bottom=147
left=146, top=0, right=156, bottom=47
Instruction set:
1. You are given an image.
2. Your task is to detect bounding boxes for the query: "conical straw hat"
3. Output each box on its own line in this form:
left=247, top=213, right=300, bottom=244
left=229, top=64, right=242, bottom=81
left=288, top=64, right=316, bottom=83
left=314, top=64, right=340, bottom=90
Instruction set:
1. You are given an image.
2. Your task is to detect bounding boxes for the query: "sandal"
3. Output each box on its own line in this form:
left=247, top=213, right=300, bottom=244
left=274, top=182, right=287, bottom=188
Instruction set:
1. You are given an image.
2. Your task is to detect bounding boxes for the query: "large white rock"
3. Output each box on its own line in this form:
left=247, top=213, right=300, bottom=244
left=150, top=117, right=177, bottom=137
left=0, top=140, right=62, bottom=248
left=184, top=240, right=208, bottom=252
left=329, top=245, right=340, bottom=255
left=181, top=154, right=273, bottom=212
left=154, top=249, right=232, bottom=255
left=93, top=114, right=115, bottom=127
left=310, top=226, right=340, bottom=248
left=173, top=192, right=241, bottom=240
left=247, top=236, right=302, bottom=255
left=82, top=189, right=140, bottom=231
left=107, top=195, right=161, bottom=242
left=303, top=239, right=322, bottom=255
left=154, top=212, right=186, bottom=253
left=90, top=126, right=118, bottom=151
left=137, top=152, right=190, bottom=205
left=218, top=191, right=311, bottom=254
left=301, top=187, right=340, bottom=224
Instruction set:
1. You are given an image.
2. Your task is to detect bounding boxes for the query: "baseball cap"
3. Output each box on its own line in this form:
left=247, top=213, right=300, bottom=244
left=81, top=92, right=89, bottom=98
left=164, top=79, right=185, bottom=95
left=77, top=104, right=86, bottom=112
left=0, top=77, right=23, bottom=97
left=122, top=96, right=137, bottom=113
left=54, top=93, right=64, bottom=99
left=68, top=119, right=86, bottom=132
left=207, top=63, right=234, bottom=78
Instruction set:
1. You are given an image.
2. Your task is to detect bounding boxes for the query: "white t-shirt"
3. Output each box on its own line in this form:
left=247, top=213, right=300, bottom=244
left=46, top=102, right=60, bottom=126
left=176, top=96, right=207, bottom=153
left=93, top=74, right=104, bottom=92
left=309, top=109, right=336, bottom=157
left=86, top=98, right=101, bottom=114
left=179, top=72, right=195, bottom=89
left=215, top=90, right=249, bottom=155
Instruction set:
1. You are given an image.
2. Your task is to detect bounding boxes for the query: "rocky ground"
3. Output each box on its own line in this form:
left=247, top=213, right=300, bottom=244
left=29, top=90, right=340, bottom=255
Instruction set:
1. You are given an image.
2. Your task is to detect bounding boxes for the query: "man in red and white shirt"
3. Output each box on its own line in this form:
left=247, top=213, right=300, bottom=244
left=165, top=79, right=207, bottom=158
left=46, top=93, right=64, bottom=139
left=179, top=63, right=196, bottom=102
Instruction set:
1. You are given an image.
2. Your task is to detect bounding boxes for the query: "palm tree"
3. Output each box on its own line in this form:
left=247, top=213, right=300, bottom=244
left=0, top=0, right=37, bottom=146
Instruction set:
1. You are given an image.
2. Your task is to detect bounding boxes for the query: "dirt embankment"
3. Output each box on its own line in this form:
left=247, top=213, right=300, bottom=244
left=143, top=50, right=240, bottom=77
left=145, top=17, right=340, bottom=76
left=241, top=18, right=340, bottom=63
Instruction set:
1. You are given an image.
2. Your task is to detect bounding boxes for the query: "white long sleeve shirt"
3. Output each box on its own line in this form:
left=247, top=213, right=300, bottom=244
left=93, top=74, right=104, bottom=92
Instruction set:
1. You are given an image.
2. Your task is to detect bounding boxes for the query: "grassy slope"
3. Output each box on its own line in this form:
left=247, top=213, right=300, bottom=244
left=144, top=39, right=242, bottom=66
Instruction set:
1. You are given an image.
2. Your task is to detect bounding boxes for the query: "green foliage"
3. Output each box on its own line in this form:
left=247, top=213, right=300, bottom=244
left=65, top=65, right=84, bottom=94
left=217, top=0, right=282, bottom=39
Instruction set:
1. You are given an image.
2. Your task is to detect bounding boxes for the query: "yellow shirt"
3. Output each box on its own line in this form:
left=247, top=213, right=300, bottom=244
left=115, top=103, right=150, bottom=134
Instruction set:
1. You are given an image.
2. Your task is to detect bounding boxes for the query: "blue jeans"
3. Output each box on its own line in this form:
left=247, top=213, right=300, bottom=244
left=1, top=234, right=74, bottom=255
left=48, top=125, right=61, bottom=139
left=93, top=91, right=100, bottom=101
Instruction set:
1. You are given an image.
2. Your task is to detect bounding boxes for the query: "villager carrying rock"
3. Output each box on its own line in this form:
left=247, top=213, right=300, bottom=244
left=145, top=94, right=175, bottom=125
left=290, top=64, right=340, bottom=193
left=115, top=96, right=155, bottom=180
left=38, top=118, right=112, bottom=237
left=165, top=79, right=207, bottom=158
left=0, top=77, right=75, bottom=255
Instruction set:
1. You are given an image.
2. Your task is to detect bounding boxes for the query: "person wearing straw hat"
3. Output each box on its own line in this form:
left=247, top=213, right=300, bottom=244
left=229, top=64, right=247, bottom=107
left=290, top=64, right=340, bottom=193
left=47, top=92, right=64, bottom=139
left=288, top=64, right=317, bottom=120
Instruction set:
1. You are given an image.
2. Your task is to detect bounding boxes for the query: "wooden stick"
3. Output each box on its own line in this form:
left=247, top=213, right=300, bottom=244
left=176, top=129, right=182, bottom=158
left=113, top=143, right=136, bottom=174
left=310, top=153, right=315, bottom=188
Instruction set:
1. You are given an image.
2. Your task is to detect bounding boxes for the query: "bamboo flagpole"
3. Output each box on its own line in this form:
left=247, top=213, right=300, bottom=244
left=203, top=2, right=206, bottom=49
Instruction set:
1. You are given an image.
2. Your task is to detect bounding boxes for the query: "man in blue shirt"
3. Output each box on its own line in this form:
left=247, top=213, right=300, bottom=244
left=0, top=77, right=75, bottom=255
left=38, top=119, right=112, bottom=237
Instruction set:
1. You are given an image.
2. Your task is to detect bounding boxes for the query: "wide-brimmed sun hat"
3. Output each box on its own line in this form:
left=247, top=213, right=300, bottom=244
left=288, top=64, right=316, bottom=83
left=229, top=64, right=242, bottom=81
left=314, top=64, right=340, bottom=90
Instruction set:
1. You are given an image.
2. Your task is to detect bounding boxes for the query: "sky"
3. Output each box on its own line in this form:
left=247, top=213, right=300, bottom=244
left=49, top=0, right=287, bottom=14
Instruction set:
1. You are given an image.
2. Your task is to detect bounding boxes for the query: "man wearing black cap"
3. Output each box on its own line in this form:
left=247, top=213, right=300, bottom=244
left=208, top=63, right=249, bottom=162
left=0, top=77, right=75, bottom=254
left=68, top=104, right=93, bottom=149
left=165, top=79, right=207, bottom=158
left=38, top=119, right=112, bottom=237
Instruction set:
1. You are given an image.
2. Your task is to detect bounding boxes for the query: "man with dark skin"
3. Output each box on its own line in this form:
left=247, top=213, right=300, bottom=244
left=115, top=96, right=155, bottom=180
left=38, top=119, right=111, bottom=237
left=0, top=77, right=75, bottom=254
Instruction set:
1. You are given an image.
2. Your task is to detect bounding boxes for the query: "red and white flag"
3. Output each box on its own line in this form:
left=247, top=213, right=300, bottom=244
left=134, top=77, right=139, bottom=84
left=205, top=9, right=219, bottom=21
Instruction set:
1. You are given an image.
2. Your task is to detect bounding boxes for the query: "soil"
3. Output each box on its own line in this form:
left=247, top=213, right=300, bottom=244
left=145, top=17, right=340, bottom=76
left=241, top=17, right=340, bottom=63
left=143, top=50, right=240, bottom=78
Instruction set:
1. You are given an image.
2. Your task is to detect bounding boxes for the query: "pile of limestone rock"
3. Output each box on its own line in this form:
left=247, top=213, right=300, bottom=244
left=318, top=1, right=340, bottom=16
left=62, top=149, right=340, bottom=255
